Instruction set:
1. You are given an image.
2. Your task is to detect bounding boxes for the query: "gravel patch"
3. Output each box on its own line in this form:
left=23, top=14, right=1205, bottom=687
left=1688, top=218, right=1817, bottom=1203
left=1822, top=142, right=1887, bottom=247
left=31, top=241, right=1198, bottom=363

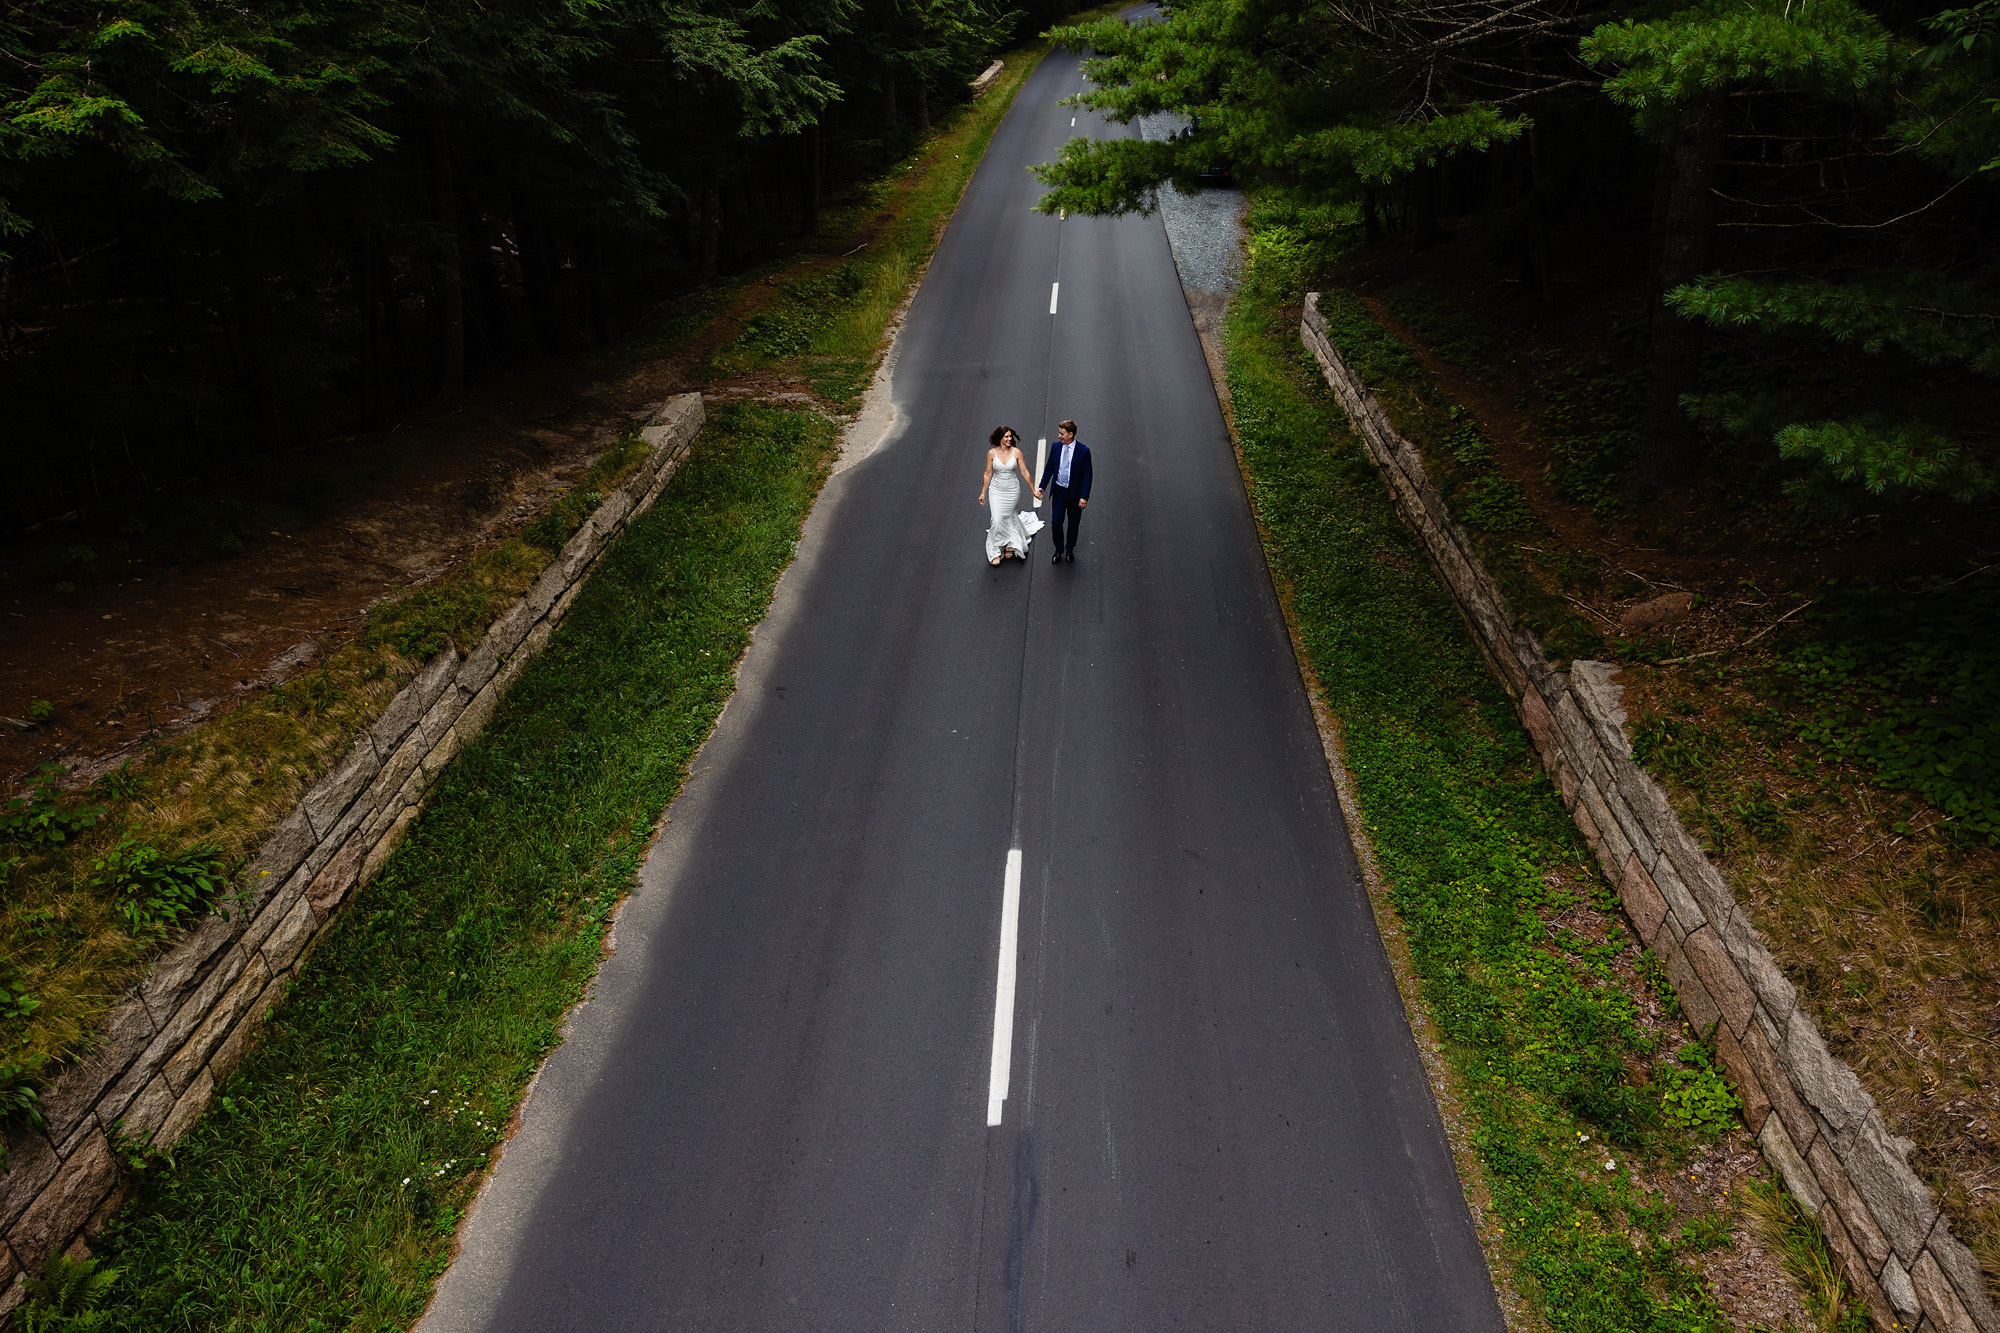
left=1137, top=112, right=1246, bottom=296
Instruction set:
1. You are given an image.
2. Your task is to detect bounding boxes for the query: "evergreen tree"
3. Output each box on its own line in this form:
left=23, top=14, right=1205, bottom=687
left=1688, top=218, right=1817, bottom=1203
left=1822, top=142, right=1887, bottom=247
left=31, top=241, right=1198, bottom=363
left=0, top=0, right=1022, bottom=526
left=1027, top=0, right=1592, bottom=217
left=1588, top=0, right=2000, bottom=504
left=1582, top=0, right=1895, bottom=492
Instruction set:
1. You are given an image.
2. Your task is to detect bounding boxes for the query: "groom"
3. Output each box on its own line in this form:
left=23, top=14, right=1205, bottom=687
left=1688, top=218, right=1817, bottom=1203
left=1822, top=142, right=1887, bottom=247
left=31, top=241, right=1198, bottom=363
left=1039, top=419, right=1092, bottom=564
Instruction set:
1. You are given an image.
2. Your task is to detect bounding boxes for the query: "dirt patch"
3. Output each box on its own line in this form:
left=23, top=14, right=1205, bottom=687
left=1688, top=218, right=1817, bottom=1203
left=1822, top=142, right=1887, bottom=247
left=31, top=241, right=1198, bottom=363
left=0, top=253, right=864, bottom=793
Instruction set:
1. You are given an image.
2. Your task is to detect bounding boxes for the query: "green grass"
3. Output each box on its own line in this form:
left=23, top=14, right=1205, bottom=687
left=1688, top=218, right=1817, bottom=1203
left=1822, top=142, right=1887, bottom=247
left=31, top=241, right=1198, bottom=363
left=1226, top=215, right=1858, bottom=1331
left=88, top=403, right=835, bottom=1329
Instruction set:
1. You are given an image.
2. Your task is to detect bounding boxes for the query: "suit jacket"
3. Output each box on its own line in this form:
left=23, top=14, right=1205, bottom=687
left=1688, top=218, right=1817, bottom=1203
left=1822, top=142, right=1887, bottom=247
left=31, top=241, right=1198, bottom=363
left=1039, top=440, right=1092, bottom=501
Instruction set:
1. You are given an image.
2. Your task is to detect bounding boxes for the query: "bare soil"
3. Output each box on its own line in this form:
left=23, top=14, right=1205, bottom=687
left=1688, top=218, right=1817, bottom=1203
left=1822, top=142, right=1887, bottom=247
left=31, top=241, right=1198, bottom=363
left=0, top=269, right=835, bottom=794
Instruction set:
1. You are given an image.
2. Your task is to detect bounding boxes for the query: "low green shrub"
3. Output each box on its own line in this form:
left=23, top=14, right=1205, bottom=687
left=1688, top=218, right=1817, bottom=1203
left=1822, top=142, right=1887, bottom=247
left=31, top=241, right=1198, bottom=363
left=731, top=263, right=869, bottom=360
left=1382, top=281, right=1505, bottom=371
left=1540, top=362, right=1642, bottom=517
left=1, top=766, right=106, bottom=850
left=0, top=1059, right=46, bottom=1170
left=1314, top=288, right=1422, bottom=389
left=1659, top=1041, right=1741, bottom=1138
left=1778, top=569, right=2000, bottom=840
left=1459, top=474, right=1536, bottom=533
left=88, top=838, right=229, bottom=939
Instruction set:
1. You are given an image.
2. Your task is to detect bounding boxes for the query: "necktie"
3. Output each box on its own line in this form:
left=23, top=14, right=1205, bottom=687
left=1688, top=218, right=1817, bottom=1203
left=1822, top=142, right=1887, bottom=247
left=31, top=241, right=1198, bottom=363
left=1057, top=441, right=1075, bottom=488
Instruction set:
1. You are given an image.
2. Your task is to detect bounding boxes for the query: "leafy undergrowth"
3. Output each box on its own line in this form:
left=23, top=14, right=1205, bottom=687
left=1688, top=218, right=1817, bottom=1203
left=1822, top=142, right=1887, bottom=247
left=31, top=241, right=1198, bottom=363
left=1227, top=201, right=1863, bottom=1331
left=1308, top=287, right=1611, bottom=666
left=85, top=402, right=835, bottom=1329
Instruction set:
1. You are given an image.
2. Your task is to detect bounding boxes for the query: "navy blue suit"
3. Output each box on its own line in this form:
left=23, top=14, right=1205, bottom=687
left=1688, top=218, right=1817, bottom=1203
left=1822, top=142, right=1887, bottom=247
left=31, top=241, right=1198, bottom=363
left=1038, top=440, right=1092, bottom=555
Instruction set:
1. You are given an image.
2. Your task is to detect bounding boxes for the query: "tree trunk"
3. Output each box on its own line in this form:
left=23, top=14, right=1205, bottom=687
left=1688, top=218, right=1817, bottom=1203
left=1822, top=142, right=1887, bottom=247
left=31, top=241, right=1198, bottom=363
left=804, top=125, right=822, bottom=236
left=514, top=195, right=563, bottom=358
left=1525, top=124, right=1554, bottom=302
left=421, top=110, right=466, bottom=403
left=587, top=226, right=611, bottom=346
left=1363, top=187, right=1383, bottom=244
left=229, top=204, right=281, bottom=442
left=915, top=79, right=930, bottom=134
left=1633, top=96, right=1724, bottom=493
left=1413, top=163, right=1440, bottom=250
left=349, top=222, right=381, bottom=429
left=700, top=176, right=722, bottom=279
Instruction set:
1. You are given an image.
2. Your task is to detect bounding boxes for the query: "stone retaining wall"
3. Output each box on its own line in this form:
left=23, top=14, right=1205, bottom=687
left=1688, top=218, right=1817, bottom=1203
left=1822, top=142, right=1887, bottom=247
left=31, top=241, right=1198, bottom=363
left=0, top=394, right=705, bottom=1314
left=1302, top=293, right=1992, bottom=1333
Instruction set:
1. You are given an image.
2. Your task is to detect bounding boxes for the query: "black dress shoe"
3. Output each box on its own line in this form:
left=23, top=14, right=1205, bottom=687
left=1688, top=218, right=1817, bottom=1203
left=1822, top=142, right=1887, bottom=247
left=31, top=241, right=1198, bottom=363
left=1064, top=549, right=1075, bottom=563
left=1052, top=549, right=1063, bottom=564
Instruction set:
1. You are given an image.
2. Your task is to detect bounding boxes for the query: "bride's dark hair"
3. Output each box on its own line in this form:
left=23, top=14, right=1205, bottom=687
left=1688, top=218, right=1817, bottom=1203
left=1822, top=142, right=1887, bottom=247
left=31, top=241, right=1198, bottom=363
left=988, top=425, right=1018, bottom=449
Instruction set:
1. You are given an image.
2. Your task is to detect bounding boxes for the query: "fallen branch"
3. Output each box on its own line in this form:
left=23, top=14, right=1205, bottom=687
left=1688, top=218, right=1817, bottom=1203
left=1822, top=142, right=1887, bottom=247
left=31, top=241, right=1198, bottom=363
left=1612, top=564, right=1690, bottom=593
left=1932, top=562, right=1995, bottom=593
left=1655, top=599, right=1813, bottom=666
left=1565, top=594, right=1619, bottom=628
left=1740, top=598, right=1814, bottom=648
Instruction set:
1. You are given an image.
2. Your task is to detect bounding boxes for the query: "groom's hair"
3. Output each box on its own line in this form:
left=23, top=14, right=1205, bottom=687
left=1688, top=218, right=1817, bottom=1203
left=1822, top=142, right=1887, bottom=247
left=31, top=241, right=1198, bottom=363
left=1058, top=419, right=1077, bottom=436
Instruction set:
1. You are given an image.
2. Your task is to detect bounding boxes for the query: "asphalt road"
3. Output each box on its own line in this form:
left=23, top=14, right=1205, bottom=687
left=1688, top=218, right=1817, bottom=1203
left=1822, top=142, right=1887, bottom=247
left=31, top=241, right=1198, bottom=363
left=422, top=40, right=1504, bottom=1333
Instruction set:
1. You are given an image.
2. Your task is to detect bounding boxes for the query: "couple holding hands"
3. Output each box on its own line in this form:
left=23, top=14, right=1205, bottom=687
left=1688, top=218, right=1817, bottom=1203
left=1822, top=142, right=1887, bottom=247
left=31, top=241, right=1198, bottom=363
left=979, top=419, right=1093, bottom=566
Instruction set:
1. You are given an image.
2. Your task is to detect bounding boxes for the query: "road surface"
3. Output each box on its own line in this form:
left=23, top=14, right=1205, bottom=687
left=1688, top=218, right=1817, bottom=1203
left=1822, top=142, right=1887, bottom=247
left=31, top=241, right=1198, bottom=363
left=422, top=36, right=1504, bottom=1333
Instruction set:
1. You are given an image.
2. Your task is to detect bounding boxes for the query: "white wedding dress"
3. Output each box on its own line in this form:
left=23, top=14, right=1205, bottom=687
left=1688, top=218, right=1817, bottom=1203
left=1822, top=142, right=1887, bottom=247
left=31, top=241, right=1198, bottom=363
left=985, top=450, right=1034, bottom=562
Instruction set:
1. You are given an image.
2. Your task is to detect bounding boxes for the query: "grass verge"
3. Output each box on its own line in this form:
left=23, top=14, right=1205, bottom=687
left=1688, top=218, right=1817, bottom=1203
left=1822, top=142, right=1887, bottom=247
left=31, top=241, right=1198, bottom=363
left=86, top=402, right=834, bottom=1328
left=1226, top=200, right=1867, bottom=1331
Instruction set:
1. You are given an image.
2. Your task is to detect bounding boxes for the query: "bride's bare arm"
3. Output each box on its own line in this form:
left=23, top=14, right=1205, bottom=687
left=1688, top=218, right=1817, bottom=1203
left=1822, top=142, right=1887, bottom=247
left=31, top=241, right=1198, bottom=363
left=1015, top=453, right=1040, bottom=499
left=979, top=450, right=995, bottom=502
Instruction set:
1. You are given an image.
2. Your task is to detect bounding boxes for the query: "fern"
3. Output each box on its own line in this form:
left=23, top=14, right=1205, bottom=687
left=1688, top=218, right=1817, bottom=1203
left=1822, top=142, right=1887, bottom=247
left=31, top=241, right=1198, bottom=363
left=17, top=1254, right=121, bottom=1332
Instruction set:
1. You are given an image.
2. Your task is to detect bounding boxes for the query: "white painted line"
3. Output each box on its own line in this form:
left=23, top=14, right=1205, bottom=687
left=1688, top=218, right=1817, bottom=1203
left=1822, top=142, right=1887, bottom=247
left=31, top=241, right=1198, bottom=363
left=1033, top=439, right=1047, bottom=507
left=986, top=850, right=1023, bottom=1127
left=1071, top=117, right=1076, bottom=127
left=1049, top=282, right=1060, bottom=315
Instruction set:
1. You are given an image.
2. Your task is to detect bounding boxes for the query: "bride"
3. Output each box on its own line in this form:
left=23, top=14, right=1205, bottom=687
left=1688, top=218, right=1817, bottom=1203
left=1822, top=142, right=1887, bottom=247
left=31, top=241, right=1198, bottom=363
left=978, top=426, right=1041, bottom=565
